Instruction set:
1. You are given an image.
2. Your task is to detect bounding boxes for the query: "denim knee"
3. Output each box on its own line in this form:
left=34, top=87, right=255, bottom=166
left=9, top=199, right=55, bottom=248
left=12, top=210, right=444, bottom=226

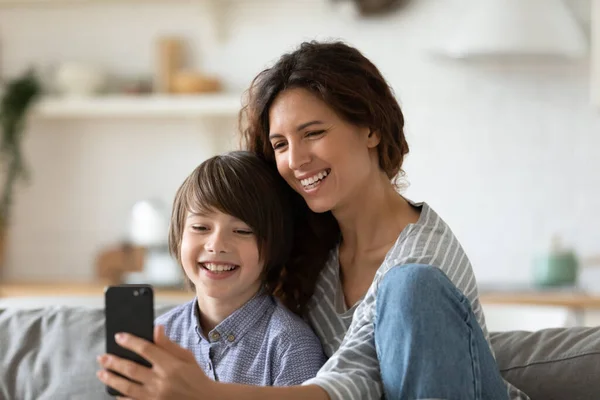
left=374, top=264, right=508, bottom=400
left=377, top=264, right=466, bottom=316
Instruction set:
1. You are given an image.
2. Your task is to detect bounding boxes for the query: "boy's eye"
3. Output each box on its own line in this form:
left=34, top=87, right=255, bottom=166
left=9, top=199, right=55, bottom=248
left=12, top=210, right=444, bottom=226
left=235, top=229, right=253, bottom=235
left=191, top=225, right=207, bottom=231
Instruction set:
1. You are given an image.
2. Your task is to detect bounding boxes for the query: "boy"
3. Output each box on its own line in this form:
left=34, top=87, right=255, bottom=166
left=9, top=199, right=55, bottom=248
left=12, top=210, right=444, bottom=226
left=155, top=151, right=325, bottom=385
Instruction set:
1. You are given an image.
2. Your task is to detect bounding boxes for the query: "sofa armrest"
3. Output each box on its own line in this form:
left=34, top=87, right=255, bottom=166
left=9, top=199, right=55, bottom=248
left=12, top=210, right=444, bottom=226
left=0, top=305, right=174, bottom=400
left=491, top=327, right=600, bottom=400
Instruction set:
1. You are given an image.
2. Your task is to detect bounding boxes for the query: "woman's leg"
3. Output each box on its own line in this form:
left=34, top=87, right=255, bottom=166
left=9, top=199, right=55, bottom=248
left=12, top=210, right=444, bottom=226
left=374, top=264, right=508, bottom=400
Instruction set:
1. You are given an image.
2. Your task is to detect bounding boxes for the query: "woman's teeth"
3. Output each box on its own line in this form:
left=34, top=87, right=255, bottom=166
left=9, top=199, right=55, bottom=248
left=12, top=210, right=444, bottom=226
left=202, top=263, right=238, bottom=273
left=301, top=170, right=329, bottom=188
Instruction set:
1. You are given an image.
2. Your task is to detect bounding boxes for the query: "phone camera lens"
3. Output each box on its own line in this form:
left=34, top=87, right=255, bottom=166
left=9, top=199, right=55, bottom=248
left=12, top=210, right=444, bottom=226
left=140, top=288, right=148, bottom=296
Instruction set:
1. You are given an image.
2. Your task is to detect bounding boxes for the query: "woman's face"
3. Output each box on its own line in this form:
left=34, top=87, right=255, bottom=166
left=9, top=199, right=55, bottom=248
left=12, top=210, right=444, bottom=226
left=268, top=88, right=380, bottom=213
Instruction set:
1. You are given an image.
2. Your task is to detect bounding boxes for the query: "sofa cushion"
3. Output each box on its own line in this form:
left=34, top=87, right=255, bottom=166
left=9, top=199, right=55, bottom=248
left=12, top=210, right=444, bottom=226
left=0, top=305, right=173, bottom=400
left=491, top=327, right=600, bottom=400
left=2, top=305, right=600, bottom=400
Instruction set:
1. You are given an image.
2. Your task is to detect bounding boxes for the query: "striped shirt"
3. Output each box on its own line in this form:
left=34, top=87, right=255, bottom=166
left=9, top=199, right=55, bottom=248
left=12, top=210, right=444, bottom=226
left=303, top=201, right=529, bottom=400
left=155, top=293, right=325, bottom=386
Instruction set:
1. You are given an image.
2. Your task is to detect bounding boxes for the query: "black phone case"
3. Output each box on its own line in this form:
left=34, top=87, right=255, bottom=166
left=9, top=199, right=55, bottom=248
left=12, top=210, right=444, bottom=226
left=104, top=284, right=155, bottom=397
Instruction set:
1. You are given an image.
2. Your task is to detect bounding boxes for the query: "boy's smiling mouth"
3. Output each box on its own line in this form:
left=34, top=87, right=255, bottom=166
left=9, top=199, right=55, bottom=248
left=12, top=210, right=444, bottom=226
left=199, top=262, right=240, bottom=274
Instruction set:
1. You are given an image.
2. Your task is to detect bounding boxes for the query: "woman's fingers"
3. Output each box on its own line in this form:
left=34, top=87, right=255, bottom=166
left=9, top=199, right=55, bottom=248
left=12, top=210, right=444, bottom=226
left=97, top=354, right=153, bottom=384
left=96, top=369, right=145, bottom=399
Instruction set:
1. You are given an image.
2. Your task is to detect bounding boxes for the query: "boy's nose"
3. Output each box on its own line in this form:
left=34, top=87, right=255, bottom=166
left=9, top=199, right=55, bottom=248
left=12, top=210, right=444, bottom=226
left=205, top=232, right=228, bottom=253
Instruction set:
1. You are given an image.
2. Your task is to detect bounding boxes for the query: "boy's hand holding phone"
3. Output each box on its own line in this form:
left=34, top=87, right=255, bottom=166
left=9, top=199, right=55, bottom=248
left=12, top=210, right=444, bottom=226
left=97, top=325, right=214, bottom=399
left=101, top=284, right=213, bottom=399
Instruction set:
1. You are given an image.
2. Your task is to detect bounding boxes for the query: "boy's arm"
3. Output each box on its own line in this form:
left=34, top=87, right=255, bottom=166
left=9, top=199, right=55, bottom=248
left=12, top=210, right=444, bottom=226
left=271, top=324, right=327, bottom=386
left=97, top=324, right=331, bottom=400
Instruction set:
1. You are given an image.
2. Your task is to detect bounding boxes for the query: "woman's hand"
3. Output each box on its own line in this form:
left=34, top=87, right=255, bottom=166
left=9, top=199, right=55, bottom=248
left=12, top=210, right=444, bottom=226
left=97, top=325, right=216, bottom=399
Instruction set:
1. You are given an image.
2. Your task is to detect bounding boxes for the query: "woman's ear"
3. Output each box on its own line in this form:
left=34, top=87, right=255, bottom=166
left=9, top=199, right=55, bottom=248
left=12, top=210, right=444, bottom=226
left=367, top=129, right=381, bottom=148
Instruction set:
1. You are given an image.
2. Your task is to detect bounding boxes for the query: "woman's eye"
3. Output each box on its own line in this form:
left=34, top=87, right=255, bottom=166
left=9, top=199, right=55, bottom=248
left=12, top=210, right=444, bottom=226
left=272, top=141, right=286, bottom=150
left=306, top=130, right=325, bottom=138
left=235, top=229, right=253, bottom=235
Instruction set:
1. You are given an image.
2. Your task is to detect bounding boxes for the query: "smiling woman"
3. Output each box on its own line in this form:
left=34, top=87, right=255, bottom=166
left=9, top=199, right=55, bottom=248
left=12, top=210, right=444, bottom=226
left=238, top=41, right=527, bottom=400
left=96, top=41, right=529, bottom=400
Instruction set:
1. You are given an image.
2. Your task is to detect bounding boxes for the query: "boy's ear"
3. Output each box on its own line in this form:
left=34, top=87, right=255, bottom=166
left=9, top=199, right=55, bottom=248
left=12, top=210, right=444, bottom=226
left=367, top=129, right=381, bottom=148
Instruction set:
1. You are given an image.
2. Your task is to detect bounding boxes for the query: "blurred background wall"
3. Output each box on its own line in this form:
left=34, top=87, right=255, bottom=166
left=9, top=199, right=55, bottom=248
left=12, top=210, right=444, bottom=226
left=0, top=0, right=598, bottom=295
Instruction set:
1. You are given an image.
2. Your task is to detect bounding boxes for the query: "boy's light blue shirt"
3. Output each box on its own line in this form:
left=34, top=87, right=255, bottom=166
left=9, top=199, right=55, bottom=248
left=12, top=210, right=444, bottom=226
left=155, top=292, right=326, bottom=386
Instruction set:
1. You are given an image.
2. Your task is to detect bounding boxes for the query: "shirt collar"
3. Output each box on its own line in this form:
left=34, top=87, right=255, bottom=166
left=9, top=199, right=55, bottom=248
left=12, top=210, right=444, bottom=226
left=190, top=290, right=275, bottom=347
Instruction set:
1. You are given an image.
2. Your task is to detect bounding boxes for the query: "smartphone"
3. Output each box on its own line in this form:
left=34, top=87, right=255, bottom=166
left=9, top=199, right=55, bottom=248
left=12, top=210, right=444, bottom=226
left=104, top=284, right=155, bottom=396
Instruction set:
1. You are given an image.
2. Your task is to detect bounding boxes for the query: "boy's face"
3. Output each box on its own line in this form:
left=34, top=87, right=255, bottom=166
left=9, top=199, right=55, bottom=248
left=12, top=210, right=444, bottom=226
left=180, top=209, right=264, bottom=308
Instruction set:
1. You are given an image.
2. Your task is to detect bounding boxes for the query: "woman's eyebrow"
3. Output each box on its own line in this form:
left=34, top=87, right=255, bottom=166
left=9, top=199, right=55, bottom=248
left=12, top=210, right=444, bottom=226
left=269, top=120, right=324, bottom=140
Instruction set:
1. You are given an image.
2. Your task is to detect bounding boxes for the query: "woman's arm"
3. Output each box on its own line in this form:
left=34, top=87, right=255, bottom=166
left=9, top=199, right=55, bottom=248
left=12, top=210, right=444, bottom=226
left=97, top=325, right=330, bottom=400
left=302, top=284, right=383, bottom=400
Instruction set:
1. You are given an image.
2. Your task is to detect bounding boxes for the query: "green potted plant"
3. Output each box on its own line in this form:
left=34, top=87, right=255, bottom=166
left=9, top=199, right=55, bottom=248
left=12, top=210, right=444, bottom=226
left=0, top=70, right=42, bottom=275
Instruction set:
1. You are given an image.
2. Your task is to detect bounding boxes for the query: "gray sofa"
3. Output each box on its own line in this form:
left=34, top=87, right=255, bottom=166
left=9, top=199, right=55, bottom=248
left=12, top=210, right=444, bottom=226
left=1, top=306, right=599, bottom=400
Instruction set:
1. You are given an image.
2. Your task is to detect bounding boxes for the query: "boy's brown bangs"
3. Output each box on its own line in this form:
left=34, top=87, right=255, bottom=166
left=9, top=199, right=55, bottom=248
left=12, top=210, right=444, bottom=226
left=182, top=156, right=267, bottom=258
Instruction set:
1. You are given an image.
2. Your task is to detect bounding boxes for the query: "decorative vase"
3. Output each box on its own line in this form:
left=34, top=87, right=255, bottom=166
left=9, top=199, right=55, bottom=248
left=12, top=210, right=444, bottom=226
left=533, top=236, right=579, bottom=288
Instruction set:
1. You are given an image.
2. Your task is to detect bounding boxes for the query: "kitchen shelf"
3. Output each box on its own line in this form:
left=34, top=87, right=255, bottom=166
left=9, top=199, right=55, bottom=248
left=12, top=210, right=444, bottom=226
left=33, top=93, right=243, bottom=118
left=0, top=282, right=195, bottom=307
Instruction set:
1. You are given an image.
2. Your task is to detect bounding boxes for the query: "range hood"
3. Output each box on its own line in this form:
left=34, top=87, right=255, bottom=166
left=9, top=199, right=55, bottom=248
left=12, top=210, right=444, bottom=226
left=438, top=0, right=588, bottom=59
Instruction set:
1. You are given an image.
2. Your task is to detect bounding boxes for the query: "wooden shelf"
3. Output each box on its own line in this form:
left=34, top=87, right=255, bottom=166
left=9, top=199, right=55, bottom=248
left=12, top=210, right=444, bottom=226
left=480, top=291, right=600, bottom=309
left=0, top=281, right=195, bottom=301
left=32, top=94, right=242, bottom=118
left=5, top=283, right=600, bottom=310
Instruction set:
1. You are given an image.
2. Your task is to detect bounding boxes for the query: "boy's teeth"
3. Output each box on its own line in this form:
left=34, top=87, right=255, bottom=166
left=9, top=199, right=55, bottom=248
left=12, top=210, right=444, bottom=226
left=204, top=263, right=236, bottom=272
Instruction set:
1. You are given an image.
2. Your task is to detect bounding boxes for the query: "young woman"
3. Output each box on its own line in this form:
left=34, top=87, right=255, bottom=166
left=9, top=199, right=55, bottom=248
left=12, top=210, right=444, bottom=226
left=97, top=41, right=528, bottom=400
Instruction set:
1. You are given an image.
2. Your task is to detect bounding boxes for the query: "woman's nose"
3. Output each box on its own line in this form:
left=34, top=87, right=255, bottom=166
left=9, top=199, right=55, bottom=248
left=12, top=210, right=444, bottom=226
left=287, top=143, right=310, bottom=170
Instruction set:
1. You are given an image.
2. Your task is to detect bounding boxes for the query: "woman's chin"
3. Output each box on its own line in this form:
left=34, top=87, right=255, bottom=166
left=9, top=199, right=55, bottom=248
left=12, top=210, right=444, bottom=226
left=305, top=199, right=334, bottom=214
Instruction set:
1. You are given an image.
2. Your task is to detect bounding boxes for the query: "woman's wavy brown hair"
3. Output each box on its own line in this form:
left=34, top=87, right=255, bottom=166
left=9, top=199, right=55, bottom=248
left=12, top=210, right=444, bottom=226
left=169, top=151, right=295, bottom=307
left=240, top=41, right=410, bottom=316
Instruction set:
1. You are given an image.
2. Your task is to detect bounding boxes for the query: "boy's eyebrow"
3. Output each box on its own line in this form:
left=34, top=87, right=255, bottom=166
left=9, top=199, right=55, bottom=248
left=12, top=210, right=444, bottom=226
left=186, top=212, right=205, bottom=219
left=268, top=120, right=324, bottom=140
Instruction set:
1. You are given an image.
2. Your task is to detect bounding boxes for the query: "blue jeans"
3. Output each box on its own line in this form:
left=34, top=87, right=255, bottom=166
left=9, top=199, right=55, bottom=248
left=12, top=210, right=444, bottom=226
left=374, top=264, right=508, bottom=400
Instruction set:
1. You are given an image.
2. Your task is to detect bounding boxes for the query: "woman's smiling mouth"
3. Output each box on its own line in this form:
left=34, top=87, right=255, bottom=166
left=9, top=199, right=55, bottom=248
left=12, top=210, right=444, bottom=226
left=299, top=169, right=330, bottom=190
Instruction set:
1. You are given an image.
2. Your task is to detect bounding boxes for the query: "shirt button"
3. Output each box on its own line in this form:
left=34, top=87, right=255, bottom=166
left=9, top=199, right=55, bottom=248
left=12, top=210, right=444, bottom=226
left=211, top=332, right=221, bottom=341
left=227, top=334, right=235, bottom=342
